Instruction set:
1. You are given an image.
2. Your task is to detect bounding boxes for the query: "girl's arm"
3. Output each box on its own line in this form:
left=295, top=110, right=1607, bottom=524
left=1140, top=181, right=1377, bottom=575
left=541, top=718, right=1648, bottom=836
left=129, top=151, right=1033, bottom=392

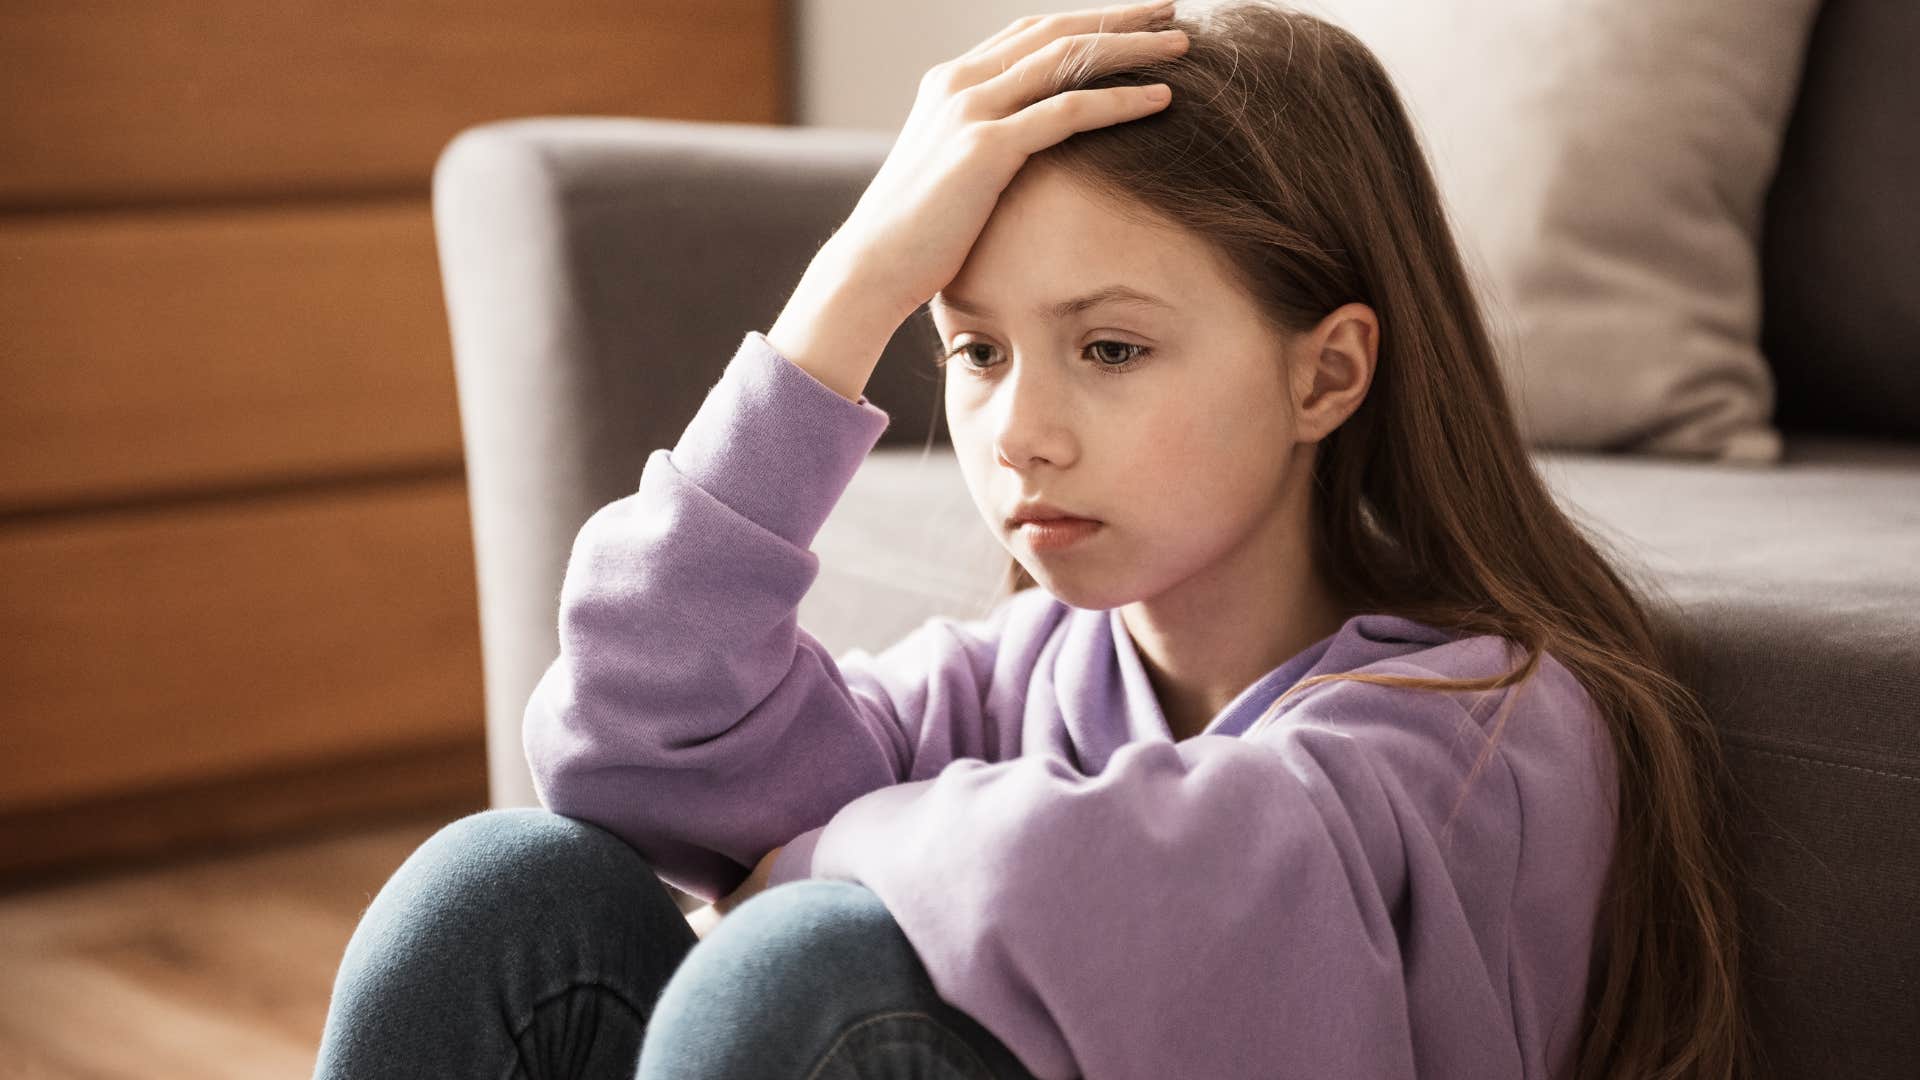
left=520, top=329, right=1008, bottom=903
left=774, top=669, right=1617, bottom=1080
left=521, top=0, right=1193, bottom=910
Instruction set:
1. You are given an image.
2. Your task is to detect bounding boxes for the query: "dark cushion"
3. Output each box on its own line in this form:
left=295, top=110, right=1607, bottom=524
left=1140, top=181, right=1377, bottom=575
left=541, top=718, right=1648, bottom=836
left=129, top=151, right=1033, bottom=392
left=1760, top=0, right=1920, bottom=438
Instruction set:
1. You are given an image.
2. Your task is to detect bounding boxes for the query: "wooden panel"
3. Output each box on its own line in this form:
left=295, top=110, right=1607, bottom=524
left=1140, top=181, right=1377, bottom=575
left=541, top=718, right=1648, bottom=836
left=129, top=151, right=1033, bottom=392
left=0, top=473, right=485, bottom=813
left=0, top=741, right=486, bottom=889
left=0, top=0, right=792, bottom=206
left=0, top=198, right=459, bottom=511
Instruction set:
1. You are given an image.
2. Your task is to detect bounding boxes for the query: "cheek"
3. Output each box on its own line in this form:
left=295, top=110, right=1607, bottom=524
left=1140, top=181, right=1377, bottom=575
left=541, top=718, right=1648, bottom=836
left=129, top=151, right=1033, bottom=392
left=946, top=415, right=997, bottom=514
left=1149, top=384, right=1250, bottom=464
left=1108, top=414, right=1214, bottom=518
left=1126, top=393, right=1284, bottom=513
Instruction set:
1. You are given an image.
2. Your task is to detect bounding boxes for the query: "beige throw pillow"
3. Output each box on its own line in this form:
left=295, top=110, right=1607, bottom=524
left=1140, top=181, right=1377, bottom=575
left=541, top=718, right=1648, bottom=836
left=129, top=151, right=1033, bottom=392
left=1224, top=0, right=1825, bottom=463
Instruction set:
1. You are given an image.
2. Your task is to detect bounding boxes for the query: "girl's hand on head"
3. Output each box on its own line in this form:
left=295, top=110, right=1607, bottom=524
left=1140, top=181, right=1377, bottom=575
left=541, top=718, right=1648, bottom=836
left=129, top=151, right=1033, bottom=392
left=810, top=2, right=1186, bottom=327
left=766, top=2, right=1186, bottom=401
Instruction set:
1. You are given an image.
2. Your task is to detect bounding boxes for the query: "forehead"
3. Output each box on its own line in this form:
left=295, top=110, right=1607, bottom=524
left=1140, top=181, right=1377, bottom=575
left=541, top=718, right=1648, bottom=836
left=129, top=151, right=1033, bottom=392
left=930, top=169, right=1230, bottom=322
left=931, top=283, right=1176, bottom=322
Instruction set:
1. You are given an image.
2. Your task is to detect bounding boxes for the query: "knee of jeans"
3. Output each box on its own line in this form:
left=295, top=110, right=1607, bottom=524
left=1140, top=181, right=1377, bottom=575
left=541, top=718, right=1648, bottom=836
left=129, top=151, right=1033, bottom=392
left=704, top=878, right=917, bottom=978
left=368, top=807, right=675, bottom=936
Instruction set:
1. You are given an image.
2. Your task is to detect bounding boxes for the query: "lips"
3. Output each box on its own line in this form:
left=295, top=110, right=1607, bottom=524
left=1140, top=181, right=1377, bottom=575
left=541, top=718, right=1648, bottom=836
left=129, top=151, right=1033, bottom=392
left=1006, top=501, right=1098, bottom=528
left=1013, top=516, right=1103, bottom=552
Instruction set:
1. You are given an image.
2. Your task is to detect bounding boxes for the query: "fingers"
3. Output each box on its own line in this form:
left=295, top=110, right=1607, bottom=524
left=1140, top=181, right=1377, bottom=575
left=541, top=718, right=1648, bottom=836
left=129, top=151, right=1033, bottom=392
left=962, top=1, right=1168, bottom=62
left=964, top=26, right=1186, bottom=120
left=950, top=1, right=1176, bottom=87
left=993, top=81, right=1174, bottom=157
left=960, top=11, right=1049, bottom=58
left=985, top=1, right=1175, bottom=66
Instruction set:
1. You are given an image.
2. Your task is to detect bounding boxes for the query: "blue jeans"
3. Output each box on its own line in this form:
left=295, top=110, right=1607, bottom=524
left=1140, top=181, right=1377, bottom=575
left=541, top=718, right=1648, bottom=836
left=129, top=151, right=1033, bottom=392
left=312, top=807, right=1042, bottom=1079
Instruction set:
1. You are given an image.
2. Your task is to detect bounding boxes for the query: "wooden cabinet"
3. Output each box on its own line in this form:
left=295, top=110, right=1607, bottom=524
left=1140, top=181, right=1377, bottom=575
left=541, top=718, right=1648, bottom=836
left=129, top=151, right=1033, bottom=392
left=0, top=0, right=791, bottom=885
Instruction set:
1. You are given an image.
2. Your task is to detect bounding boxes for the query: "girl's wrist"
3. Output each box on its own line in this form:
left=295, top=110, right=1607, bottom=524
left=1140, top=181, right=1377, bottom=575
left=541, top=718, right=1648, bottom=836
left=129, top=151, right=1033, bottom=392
left=767, top=246, right=912, bottom=404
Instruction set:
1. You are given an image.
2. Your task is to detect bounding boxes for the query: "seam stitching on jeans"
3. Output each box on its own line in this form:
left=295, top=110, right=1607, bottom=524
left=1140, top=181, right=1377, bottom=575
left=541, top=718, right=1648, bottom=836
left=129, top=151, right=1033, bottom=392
left=502, top=980, right=652, bottom=1080
left=800, top=1009, right=1000, bottom=1080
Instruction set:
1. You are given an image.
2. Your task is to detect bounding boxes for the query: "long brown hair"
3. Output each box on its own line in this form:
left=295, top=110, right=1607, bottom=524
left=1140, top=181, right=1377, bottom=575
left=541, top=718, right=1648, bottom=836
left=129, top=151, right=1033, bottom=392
left=957, top=3, right=1757, bottom=1076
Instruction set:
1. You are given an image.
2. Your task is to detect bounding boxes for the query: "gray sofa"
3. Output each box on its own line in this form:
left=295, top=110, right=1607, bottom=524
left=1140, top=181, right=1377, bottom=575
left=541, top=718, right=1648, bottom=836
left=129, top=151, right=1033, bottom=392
left=429, top=3, right=1916, bottom=1075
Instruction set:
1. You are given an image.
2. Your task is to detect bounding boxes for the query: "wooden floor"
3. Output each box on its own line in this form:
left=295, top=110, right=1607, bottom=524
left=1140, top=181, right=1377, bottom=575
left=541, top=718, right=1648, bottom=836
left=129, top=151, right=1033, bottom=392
left=0, top=809, right=463, bottom=1079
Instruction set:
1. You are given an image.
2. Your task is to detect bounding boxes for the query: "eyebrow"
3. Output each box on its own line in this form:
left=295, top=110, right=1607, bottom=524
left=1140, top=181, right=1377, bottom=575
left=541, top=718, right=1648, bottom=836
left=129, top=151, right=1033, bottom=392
left=931, top=284, right=1174, bottom=321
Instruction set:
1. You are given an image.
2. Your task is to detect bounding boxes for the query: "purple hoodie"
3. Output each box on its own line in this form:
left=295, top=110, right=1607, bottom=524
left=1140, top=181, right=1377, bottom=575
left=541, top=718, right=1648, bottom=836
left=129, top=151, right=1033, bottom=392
left=522, top=329, right=1619, bottom=1080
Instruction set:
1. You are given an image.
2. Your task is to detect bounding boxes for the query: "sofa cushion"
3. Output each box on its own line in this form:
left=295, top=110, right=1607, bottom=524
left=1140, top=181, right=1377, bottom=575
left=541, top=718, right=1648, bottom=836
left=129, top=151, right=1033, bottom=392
left=1532, top=436, right=1920, bottom=757
left=803, top=444, right=1005, bottom=659
left=1536, top=435, right=1920, bottom=1078
left=820, top=440, right=1920, bottom=758
left=1288, top=0, right=1824, bottom=463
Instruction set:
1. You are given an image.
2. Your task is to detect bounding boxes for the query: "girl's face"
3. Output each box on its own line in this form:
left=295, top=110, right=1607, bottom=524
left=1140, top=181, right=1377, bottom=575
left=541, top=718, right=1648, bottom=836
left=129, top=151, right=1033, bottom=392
left=933, top=163, right=1329, bottom=611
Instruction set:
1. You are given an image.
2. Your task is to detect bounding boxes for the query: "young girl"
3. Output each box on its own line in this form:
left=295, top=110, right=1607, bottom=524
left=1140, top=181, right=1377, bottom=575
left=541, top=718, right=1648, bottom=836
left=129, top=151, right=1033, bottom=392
left=315, top=2, right=1753, bottom=1078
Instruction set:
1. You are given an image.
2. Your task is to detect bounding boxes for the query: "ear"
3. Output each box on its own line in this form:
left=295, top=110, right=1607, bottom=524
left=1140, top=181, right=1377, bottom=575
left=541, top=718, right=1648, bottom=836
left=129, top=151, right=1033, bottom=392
left=1289, top=302, right=1377, bottom=444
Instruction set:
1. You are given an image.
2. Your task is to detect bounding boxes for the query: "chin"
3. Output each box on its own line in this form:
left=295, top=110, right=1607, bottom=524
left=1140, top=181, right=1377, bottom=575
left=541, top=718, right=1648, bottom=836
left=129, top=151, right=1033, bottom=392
left=1016, top=563, right=1139, bottom=612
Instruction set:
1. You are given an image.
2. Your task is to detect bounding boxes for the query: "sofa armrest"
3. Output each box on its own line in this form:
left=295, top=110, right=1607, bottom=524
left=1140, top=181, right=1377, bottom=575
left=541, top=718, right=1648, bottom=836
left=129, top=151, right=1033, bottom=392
left=431, top=116, right=944, bottom=808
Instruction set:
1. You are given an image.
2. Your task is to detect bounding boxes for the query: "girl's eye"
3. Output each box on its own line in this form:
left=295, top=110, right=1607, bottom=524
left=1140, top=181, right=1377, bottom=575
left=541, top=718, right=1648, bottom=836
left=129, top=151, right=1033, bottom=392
left=936, top=339, right=1152, bottom=375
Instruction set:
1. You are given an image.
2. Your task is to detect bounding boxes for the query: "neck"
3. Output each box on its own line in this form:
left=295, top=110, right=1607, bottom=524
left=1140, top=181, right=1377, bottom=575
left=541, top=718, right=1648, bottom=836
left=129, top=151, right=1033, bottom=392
left=1123, top=564, right=1356, bottom=742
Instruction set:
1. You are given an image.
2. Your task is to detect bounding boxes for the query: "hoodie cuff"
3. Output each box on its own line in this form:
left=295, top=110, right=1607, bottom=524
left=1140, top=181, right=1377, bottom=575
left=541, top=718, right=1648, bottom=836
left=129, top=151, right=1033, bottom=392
left=668, top=330, right=891, bottom=549
left=765, top=823, right=827, bottom=888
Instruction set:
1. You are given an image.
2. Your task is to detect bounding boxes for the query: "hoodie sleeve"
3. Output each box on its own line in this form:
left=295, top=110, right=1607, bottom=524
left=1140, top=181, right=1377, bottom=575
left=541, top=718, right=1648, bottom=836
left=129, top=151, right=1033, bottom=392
left=781, top=676, right=1575, bottom=1080
left=520, top=330, right=1001, bottom=903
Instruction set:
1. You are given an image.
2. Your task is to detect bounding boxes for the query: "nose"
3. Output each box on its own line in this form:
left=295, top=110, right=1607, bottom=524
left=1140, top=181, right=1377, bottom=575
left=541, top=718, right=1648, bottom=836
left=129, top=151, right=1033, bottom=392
left=990, top=352, right=1078, bottom=470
